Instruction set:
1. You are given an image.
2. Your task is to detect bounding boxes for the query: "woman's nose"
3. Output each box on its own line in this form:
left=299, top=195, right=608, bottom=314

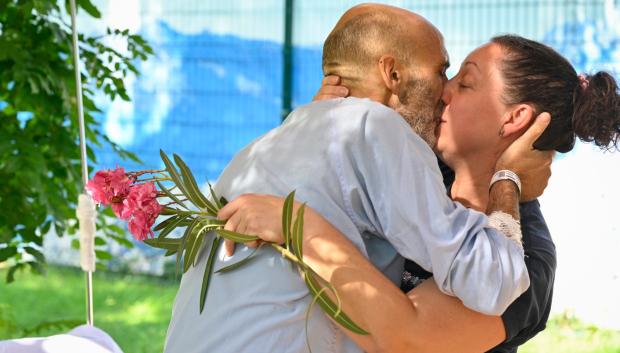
left=441, top=80, right=454, bottom=105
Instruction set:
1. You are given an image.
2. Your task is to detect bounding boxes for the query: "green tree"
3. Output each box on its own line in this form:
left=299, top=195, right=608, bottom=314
left=0, top=0, right=153, bottom=281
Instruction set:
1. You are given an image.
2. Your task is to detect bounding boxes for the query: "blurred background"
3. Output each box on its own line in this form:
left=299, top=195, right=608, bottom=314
left=1, top=0, right=619, bottom=352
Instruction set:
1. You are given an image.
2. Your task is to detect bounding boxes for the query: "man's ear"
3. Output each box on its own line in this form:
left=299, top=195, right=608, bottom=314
left=501, top=104, right=535, bottom=137
left=378, top=54, right=402, bottom=95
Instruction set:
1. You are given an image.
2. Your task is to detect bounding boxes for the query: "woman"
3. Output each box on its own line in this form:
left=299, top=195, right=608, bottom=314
left=219, top=35, right=620, bottom=352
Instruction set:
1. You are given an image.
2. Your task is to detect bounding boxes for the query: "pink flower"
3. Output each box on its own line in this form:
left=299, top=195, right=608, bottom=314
left=86, top=168, right=133, bottom=218
left=123, top=182, right=162, bottom=241
left=128, top=212, right=151, bottom=242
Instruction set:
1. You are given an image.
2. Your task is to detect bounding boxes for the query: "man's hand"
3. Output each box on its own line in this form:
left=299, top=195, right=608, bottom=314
left=217, top=194, right=290, bottom=256
left=496, top=112, right=554, bottom=201
left=313, top=75, right=349, bottom=101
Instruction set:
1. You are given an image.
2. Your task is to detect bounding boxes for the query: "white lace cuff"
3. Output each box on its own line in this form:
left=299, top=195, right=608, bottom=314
left=488, top=211, right=523, bottom=248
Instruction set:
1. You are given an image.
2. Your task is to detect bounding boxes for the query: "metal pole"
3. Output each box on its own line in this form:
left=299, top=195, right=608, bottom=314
left=281, top=0, right=294, bottom=121
left=69, top=0, right=94, bottom=326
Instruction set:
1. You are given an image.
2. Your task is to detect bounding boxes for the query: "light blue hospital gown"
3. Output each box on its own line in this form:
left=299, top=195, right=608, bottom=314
left=163, top=97, right=529, bottom=353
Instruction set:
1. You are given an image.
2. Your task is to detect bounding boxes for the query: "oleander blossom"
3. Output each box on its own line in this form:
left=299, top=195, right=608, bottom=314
left=85, top=167, right=162, bottom=240
left=85, top=167, right=133, bottom=218
left=123, top=182, right=162, bottom=241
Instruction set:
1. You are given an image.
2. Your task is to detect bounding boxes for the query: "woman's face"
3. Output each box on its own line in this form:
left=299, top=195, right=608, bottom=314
left=435, top=42, right=510, bottom=167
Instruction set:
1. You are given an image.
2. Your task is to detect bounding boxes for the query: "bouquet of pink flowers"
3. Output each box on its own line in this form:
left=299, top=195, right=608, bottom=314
left=86, top=150, right=366, bottom=335
left=86, top=167, right=161, bottom=241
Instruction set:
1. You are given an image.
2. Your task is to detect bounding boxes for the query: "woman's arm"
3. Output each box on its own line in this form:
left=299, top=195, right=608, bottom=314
left=219, top=194, right=505, bottom=353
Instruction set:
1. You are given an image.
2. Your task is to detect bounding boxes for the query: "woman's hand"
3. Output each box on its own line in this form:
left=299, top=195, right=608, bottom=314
left=313, top=75, right=349, bottom=101
left=496, top=112, right=554, bottom=201
left=218, top=194, right=293, bottom=256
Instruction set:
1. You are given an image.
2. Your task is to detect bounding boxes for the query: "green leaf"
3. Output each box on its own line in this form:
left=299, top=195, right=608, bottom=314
left=164, top=249, right=177, bottom=257
left=143, top=237, right=181, bottom=250
left=160, top=206, right=181, bottom=216
left=173, top=153, right=217, bottom=214
left=107, top=232, right=133, bottom=248
left=175, top=234, right=187, bottom=278
left=215, top=229, right=259, bottom=243
left=94, top=237, right=106, bottom=246
left=282, top=191, right=295, bottom=250
left=95, top=249, right=112, bottom=261
left=192, top=234, right=207, bottom=267
left=24, top=247, right=45, bottom=263
left=160, top=150, right=192, bottom=209
left=208, top=182, right=222, bottom=209
left=157, top=214, right=190, bottom=239
left=77, top=0, right=102, bottom=18
left=156, top=180, right=188, bottom=210
left=107, top=224, right=125, bottom=235
left=215, top=244, right=263, bottom=273
left=40, top=220, right=52, bottom=235
left=7, top=264, right=25, bottom=283
left=183, top=218, right=202, bottom=273
left=154, top=215, right=178, bottom=231
left=291, top=203, right=306, bottom=259
left=194, top=218, right=226, bottom=236
left=303, top=269, right=368, bottom=335
left=0, top=247, right=18, bottom=262
left=102, top=207, right=116, bottom=218
left=27, top=261, right=46, bottom=276
left=200, top=236, right=221, bottom=313
left=305, top=284, right=329, bottom=353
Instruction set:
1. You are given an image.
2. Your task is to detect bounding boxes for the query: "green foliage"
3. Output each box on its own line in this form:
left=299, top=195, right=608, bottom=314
left=0, top=0, right=153, bottom=280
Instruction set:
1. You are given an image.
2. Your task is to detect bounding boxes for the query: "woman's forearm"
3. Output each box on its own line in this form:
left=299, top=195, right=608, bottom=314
left=301, top=209, right=421, bottom=352
left=301, top=208, right=506, bottom=353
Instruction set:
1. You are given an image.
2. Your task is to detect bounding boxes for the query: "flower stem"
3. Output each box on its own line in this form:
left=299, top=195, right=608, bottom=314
left=270, top=244, right=302, bottom=266
left=128, top=169, right=166, bottom=176
left=138, top=177, right=172, bottom=182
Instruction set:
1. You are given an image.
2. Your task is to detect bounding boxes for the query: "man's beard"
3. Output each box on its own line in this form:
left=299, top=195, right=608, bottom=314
left=394, top=78, right=440, bottom=148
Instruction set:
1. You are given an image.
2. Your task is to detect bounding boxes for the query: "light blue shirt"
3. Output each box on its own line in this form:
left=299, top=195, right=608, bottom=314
left=164, top=97, right=529, bottom=353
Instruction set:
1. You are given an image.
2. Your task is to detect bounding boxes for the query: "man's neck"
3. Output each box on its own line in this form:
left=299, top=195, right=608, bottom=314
left=348, top=87, right=390, bottom=105
left=344, top=71, right=391, bottom=105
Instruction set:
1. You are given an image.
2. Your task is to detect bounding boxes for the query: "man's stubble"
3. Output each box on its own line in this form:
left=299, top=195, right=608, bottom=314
left=394, top=78, right=442, bottom=148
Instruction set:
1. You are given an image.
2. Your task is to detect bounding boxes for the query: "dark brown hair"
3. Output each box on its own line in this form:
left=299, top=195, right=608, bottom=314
left=492, top=35, right=620, bottom=152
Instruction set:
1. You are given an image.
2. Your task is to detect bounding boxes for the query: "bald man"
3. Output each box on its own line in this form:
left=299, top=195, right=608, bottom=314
left=163, top=5, right=548, bottom=353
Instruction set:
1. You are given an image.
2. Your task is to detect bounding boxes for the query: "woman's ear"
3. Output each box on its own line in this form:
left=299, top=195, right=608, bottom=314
left=378, top=54, right=402, bottom=95
left=500, top=104, right=535, bottom=138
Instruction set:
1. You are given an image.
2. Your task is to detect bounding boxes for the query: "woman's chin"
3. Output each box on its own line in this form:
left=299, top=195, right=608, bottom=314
left=433, top=135, right=456, bottom=166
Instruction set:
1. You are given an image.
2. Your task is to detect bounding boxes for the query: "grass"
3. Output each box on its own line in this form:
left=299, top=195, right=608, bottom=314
left=1, top=265, right=619, bottom=352
left=0, top=265, right=178, bottom=353
left=520, top=315, right=620, bottom=353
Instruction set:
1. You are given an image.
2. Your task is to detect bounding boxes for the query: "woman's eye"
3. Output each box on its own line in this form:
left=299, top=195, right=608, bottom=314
left=458, top=83, right=470, bottom=89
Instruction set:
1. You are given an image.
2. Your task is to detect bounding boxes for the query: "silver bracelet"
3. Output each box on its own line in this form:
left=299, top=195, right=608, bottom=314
left=490, top=170, right=521, bottom=195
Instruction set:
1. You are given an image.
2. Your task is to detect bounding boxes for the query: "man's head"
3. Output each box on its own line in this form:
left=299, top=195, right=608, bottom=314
left=322, top=4, right=449, bottom=147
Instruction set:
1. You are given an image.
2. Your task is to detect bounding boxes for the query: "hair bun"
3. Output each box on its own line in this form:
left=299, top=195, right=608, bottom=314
left=572, top=71, right=620, bottom=150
